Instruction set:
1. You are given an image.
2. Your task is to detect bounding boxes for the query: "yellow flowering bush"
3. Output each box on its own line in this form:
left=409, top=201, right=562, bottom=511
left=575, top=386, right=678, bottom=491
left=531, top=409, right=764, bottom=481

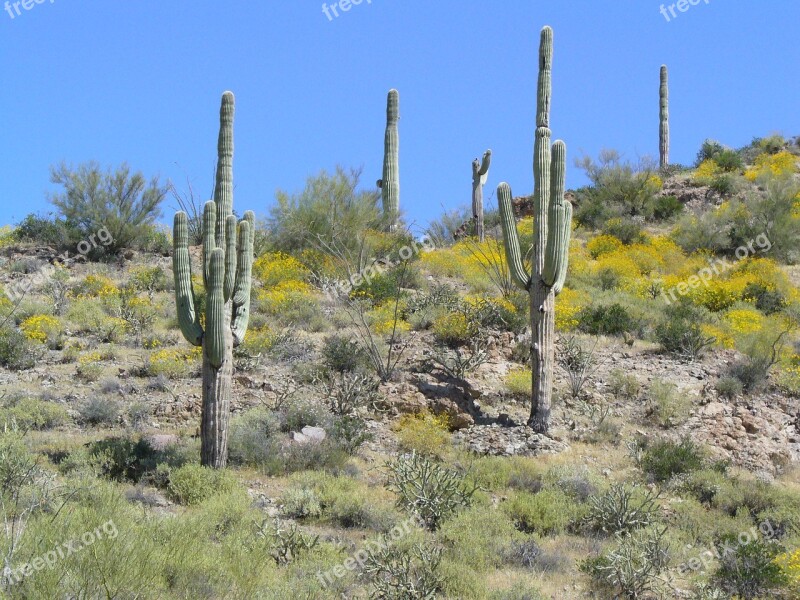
left=369, top=302, right=411, bottom=335
left=775, top=548, right=800, bottom=591
left=76, top=350, right=106, bottom=382
left=72, top=274, right=119, bottom=298
left=724, top=307, right=765, bottom=334
left=148, top=346, right=202, bottom=379
left=555, top=287, right=587, bottom=331
left=240, top=325, right=275, bottom=355
left=253, top=252, right=310, bottom=286
left=432, top=312, right=472, bottom=346
left=745, top=151, right=798, bottom=181
left=701, top=324, right=734, bottom=349
left=395, top=411, right=451, bottom=457
left=20, top=315, right=62, bottom=345
left=693, top=159, right=720, bottom=182
left=586, top=234, right=623, bottom=259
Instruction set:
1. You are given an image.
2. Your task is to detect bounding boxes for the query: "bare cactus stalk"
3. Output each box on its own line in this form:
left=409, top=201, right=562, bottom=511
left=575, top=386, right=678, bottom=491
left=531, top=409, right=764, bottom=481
left=472, top=150, right=492, bottom=241
left=660, top=65, right=669, bottom=169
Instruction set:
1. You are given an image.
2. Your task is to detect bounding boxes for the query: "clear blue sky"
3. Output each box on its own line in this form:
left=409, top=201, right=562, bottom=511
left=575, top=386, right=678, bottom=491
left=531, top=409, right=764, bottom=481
left=1, top=1, right=798, bottom=235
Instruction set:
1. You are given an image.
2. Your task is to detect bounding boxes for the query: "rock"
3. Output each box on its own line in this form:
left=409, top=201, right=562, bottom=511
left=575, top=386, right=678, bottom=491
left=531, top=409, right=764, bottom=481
left=146, top=434, right=179, bottom=451
left=292, top=426, right=327, bottom=444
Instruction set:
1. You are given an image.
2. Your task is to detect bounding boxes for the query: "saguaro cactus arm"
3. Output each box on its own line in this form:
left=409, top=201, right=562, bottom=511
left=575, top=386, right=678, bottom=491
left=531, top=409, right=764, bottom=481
left=231, top=212, right=255, bottom=345
left=497, top=182, right=532, bottom=291
left=173, top=212, right=204, bottom=346
left=542, top=140, right=572, bottom=291
left=472, top=150, right=492, bottom=185
left=205, top=249, right=226, bottom=369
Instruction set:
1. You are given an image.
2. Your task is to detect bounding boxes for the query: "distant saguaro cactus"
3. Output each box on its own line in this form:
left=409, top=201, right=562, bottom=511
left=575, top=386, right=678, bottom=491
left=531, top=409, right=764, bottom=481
left=497, top=26, right=572, bottom=433
left=472, top=150, right=492, bottom=241
left=660, top=65, right=669, bottom=169
left=377, top=89, right=400, bottom=230
left=173, top=91, right=254, bottom=468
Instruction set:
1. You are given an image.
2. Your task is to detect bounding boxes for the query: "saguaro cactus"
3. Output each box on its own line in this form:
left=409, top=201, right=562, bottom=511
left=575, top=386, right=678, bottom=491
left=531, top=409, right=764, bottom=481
left=377, top=89, right=400, bottom=230
left=497, top=26, right=572, bottom=433
left=173, top=91, right=254, bottom=468
left=472, top=150, right=492, bottom=242
left=660, top=65, right=669, bottom=169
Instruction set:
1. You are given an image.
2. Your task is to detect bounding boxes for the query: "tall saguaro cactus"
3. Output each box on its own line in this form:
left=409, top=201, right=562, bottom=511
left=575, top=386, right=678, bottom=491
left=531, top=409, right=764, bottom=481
left=472, top=150, right=492, bottom=242
left=377, top=89, right=400, bottom=230
left=497, top=26, right=572, bottom=433
left=173, top=91, right=255, bottom=468
left=660, top=65, right=669, bottom=169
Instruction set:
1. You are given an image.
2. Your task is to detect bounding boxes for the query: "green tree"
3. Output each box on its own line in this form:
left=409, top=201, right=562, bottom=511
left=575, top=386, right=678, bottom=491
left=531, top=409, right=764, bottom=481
left=49, top=161, right=167, bottom=254
left=267, top=166, right=384, bottom=255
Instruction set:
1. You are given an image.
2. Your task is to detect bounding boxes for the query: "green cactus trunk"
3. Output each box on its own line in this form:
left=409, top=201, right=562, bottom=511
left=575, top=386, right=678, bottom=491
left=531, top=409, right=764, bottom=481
left=497, top=26, right=572, bottom=433
left=378, top=89, right=400, bottom=230
left=173, top=91, right=254, bottom=468
left=472, top=150, right=492, bottom=242
left=660, top=65, right=669, bottom=169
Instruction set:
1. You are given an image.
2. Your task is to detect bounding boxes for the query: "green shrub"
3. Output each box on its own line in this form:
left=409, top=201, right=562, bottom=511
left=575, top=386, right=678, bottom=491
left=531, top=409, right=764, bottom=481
left=696, top=139, right=725, bottom=165
left=645, top=377, right=690, bottom=428
left=0, top=397, right=69, bottom=430
left=0, top=326, right=37, bottom=370
left=321, top=334, right=368, bottom=373
left=13, top=212, right=80, bottom=249
left=714, top=149, right=744, bottom=172
left=716, top=376, right=743, bottom=400
left=78, top=397, right=120, bottom=426
left=651, top=195, right=683, bottom=221
left=655, top=303, right=715, bottom=360
left=280, top=487, right=323, bottom=520
left=503, top=489, right=582, bottom=535
left=579, top=303, right=638, bottom=336
left=608, top=369, right=641, bottom=401
left=167, top=464, right=240, bottom=505
left=602, top=217, right=644, bottom=244
left=742, top=282, right=786, bottom=314
left=438, top=505, right=518, bottom=571
left=714, top=536, right=787, bottom=599
left=363, top=542, right=444, bottom=600
left=640, top=437, right=704, bottom=482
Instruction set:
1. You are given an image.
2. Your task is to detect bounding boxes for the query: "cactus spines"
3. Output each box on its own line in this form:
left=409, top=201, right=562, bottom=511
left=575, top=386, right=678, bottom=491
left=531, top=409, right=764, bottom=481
left=173, top=91, right=254, bottom=468
left=497, top=25, right=572, bottom=433
left=660, top=65, right=669, bottom=169
left=472, top=150, right=492, bottom=241
left=378, top=89, right=400, bottom=230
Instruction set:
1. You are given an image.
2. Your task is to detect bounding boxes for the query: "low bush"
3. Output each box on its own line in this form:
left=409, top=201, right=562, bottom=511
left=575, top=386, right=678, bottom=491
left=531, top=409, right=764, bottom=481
left=608, top=369, right=641, bottom=401
left=714, top=536, right=788, bottom=599
left=579, top=303, right=639, bottom=336
left=0, top=326, right=37, bottom=370
left=640, top=437, right=705, bottom=482
left=645, top=377, right=690, bottom=428
left=167, top=464, right=241, bottom=505
left=395, top=411, right=451, bottom=458
left=0, top=397, right=69, bottom=431
left=503, top=489, right=583, bottom=536
left=78, top=397, right=120, bottom=426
